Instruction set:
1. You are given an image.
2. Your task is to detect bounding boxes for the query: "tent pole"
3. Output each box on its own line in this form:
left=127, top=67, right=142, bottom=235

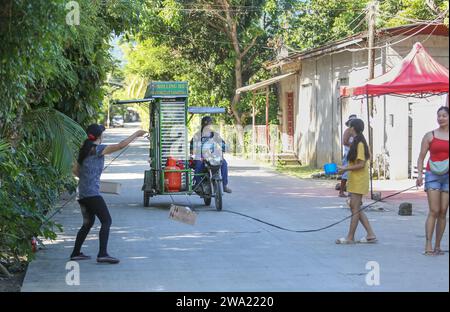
left=252, top=91, right=256, bottom=160
left=366, top=92, right=374, bottom=199
left=266, top=87, right=270, bottom=153
left=339, top=96, right=343, bottom=163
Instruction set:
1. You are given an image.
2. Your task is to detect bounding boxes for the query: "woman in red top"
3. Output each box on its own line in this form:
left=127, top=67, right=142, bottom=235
left=416, top=106, right=449, bottom=256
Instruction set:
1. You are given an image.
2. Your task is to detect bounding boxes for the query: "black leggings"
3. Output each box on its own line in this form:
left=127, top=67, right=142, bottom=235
left=71, top=196, right=112, bottom=258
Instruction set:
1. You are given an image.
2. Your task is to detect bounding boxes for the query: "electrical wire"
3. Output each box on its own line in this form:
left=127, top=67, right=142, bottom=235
left=284, top=8, right=369, bottom=53
left=345, top=14, right=445, bottom=52
left=140, top=30, right=274, bottom=49
left=377, top=11, right=446, bottom=25
left=284, top=9, right=445, bottom=57
left=208, top=181, right=437, bottom=233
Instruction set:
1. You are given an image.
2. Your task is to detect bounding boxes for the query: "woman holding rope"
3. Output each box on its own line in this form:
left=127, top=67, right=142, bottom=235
left=416, top=106, right=449, bottom=256
left=336, top=118, right=377, bottom=245
left=71, top=124, right=147, bottom=264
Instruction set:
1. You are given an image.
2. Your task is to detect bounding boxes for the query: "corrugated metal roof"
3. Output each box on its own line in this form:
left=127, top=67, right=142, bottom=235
left=235, top=72, right=296, bottom=94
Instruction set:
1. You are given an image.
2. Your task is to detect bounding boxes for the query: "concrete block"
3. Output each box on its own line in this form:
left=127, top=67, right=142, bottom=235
left=100, top=181, right=121, bottom=194
left=398, top=202, right=413, bottom=216
left=372, top=192, right=382, bottom=201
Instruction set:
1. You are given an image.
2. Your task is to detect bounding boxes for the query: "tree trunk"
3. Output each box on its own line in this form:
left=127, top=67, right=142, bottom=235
left=230, top=56, right=243, bottom=124
left=231, top=56, right=245, bottom=150
left=207, top=0, right=259, bottom=153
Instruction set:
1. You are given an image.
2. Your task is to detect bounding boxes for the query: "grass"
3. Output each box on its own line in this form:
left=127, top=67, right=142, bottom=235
left=274, top=164, right=323, bottom=179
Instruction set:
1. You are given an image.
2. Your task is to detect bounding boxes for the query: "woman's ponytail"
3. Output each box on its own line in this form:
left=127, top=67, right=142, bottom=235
left=78, top=124, right=105, bottom=165
left=77, top=139, right=97, bottom=165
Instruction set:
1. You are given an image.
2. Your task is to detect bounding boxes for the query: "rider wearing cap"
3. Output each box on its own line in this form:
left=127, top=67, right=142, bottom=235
left=190, top=116, right=232, bottom=193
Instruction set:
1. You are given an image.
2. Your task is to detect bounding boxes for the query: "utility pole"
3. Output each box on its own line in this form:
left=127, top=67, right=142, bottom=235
left=367, top=0, right=378, bottom=199
left=367, top=1, right=377, bottom=83
left=367, top=1, right=377, bottom=133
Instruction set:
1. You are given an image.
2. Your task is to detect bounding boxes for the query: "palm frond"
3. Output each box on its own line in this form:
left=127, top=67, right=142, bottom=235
left=23, top=108, right=86, bottom=174
left=0, top=139, right=9, bottom=156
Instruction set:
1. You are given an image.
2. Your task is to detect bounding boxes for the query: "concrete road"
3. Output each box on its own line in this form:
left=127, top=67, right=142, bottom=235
left=22, top=124, right=449, bottom=292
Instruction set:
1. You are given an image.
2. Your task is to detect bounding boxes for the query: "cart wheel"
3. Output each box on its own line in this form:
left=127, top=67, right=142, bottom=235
left=213, top=181, right=223, bottom=211
left=204, top=197, right=211, bottom=206
left=143, top=192, right=151, bottom=207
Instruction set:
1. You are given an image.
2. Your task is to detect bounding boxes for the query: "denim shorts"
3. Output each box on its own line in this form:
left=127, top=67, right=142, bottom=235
left=341, top=153, right=349, bottom=180
left=425, top=171, right=449, bottom=193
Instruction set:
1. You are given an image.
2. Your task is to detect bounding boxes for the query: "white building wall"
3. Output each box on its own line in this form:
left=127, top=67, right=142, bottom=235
left=296, top=60, right=317, bottom=165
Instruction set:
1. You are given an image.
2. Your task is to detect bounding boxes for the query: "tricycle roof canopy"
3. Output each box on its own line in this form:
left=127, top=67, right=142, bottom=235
left=340, top=42, right=449, bottom=98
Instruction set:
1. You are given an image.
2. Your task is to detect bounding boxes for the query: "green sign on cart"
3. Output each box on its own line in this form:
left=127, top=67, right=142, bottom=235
left=145, top=81, right=188, bottom=98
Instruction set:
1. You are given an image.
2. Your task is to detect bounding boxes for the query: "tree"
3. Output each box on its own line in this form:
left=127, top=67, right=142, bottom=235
left=138, top=0, right=279, bottom=135
left=280, top=0, right=370, bottom=51
left=379, top=0, right=448, bottom=27
left=0, top=0, right=144, bottom=273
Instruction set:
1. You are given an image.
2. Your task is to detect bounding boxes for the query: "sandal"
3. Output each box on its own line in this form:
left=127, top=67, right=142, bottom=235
left=335, top=237, right=355, bottom=245
left=434, top=248, right=446, bottom=256
left=357, top=237, right=378, bottom=244
left=423, top=250, right=436, bottom=256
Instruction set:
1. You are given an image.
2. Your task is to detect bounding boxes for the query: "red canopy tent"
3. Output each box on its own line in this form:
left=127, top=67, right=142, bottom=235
left=341, top=42, right=449, bottom=98
left=340, top=42, right=449, bottom=198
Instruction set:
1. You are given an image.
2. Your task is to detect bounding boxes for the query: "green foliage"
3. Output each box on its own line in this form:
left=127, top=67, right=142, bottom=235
left=0, top=139, right=8, bottom=156
left=282, top=0, right=370, bottom=51
left=379, top=0, right=448, bottom=27
left=0, top=0, right=142, bottom=265
left=120, top=0, right=281, bottom=127
left=0, top=143, right=74, bottom=263
left=23, top=108, right=86, bottom=174
left=279, top=0, right=448, bottom=51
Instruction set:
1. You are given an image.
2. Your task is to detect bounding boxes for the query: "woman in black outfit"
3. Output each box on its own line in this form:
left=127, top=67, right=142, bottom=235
left=71, top=124, right=147, bottom=264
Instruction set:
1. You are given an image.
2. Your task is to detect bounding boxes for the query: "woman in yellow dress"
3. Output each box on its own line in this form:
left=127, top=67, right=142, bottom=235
left=336, top=119, right=377, bottom=244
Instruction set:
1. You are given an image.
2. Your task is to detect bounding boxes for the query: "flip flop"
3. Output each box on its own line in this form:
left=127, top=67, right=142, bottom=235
left=357, top=237, right=378, bottom=244
left=434, top=248, right=446, bottom=256
left=335, top=238, right=355, bottom=245
left=423, top=250, right=436, bottom=256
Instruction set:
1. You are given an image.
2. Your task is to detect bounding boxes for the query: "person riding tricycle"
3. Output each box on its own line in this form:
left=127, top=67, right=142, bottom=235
left=189, top=116, right=232, bottom=210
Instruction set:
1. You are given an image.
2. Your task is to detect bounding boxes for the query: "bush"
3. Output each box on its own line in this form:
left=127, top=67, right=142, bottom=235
left=0, top=142, right=76, bottom=264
